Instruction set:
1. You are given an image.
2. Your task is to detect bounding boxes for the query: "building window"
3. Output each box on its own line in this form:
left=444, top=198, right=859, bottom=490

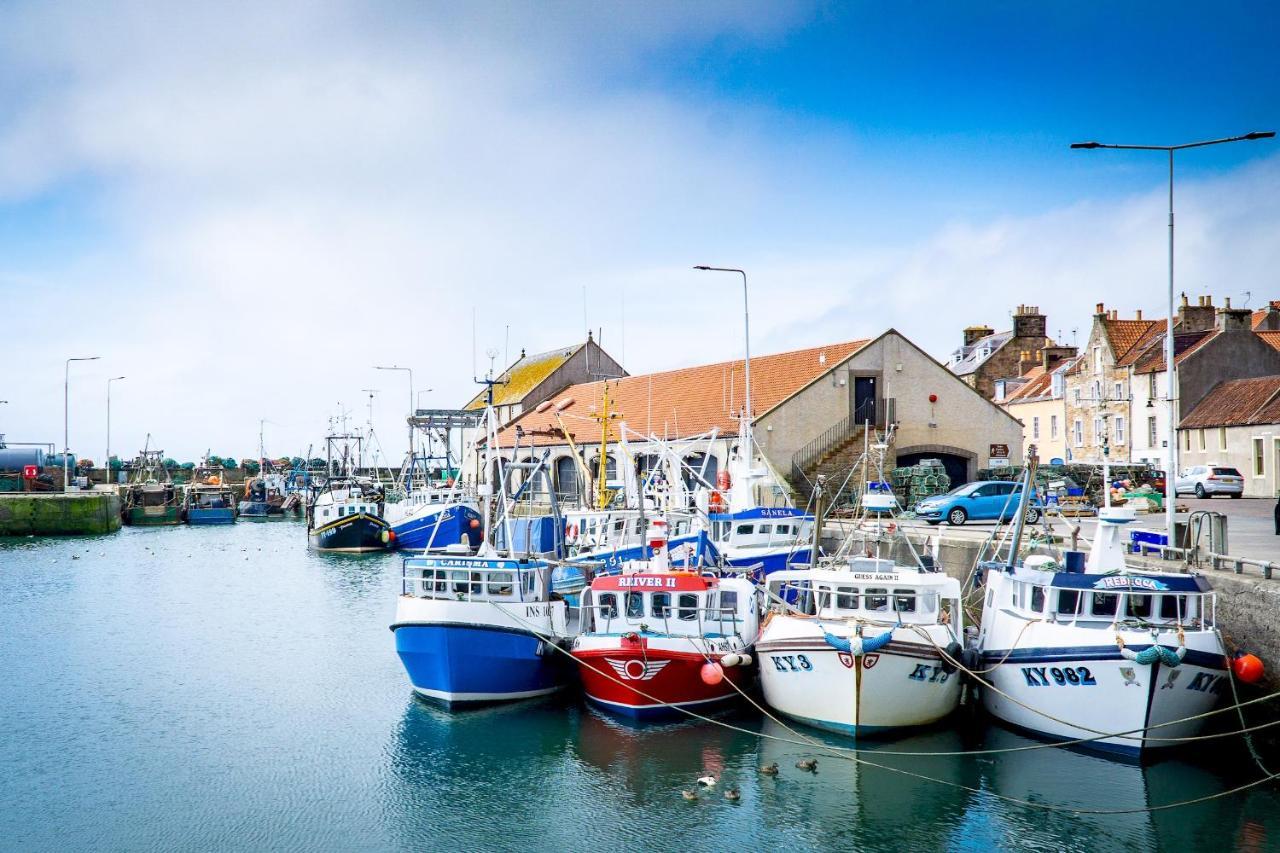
left=1093, top=346, right=1102, bottom=374
left=1148, top=417, right=1157, bottom=448
left=1032, top=417, right=1040, bottom=440
left=1255, top=438, right=1266, bottom=477
left=1052, top=374, right=1064, bottom=398
left=1115, top=416, right=1126, bottom=445
left=1093, top=380, right=1101, bottom=402
left=1198, top=429, right=1206, bottom=450
left=1149, top=373, right=1157, bottom=398
left=1220, top=427, right=1228, bottom=451
left=1184, top=430, right=1191, bottom=451
left=995, top=381, right=1006, bottom=402
left=1093, top=417, right=1103, bottom=443
left=1051, top=415, right=1058, bottom=439
left=1113, top=382, right=1123, bottom=401
left=1073, top=419, right=1083, bottom=447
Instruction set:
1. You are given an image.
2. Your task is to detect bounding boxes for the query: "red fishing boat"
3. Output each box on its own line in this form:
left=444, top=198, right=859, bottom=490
left=570, top=523, right=760, bottom=719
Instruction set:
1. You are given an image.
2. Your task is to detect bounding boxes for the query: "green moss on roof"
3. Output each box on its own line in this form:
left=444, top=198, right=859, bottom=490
left=464, top=345, right=581, bottom=410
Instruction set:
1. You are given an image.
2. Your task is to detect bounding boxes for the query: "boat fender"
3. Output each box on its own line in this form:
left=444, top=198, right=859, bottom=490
left=823, top=629, right=893, bottom=656
left=940, top=641, right=964, bottom=674
left=720, top=653, right=741, bottom=667
left=738, top=654, right=752, bottom=667
left=1117, top=633, right=1186, bottom=668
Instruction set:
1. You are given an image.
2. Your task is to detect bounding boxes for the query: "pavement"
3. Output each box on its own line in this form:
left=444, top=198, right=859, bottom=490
left=876, top=496, right=1279, bottom=565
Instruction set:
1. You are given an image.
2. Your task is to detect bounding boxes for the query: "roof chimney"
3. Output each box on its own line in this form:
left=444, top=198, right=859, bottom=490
left=1095, top=302, right=1106, bottom=316
left=1178, top=295, right=1216, bottom=333
left=1135, top=309, right=1142, bottom=320
left=1217, top=302, right=1253, bottom=333
left=1256, top=301, right=1280, bottom=331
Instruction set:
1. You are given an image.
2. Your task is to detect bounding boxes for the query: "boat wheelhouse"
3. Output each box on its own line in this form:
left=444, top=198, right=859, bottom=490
left=758, top=559, right=964, bottom=736
left=707, top=506, right=814, bottom=578
left=977, top=488, right=1226, bottom=757
left=121, top=446, right=182, bottom=527
left=306, top=434, right=390, bottom=553
left=383, top=409, right=484, bottom=553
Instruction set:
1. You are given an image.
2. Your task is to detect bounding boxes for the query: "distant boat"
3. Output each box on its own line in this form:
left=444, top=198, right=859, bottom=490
left=121, top=444, right=181, bottom=526
left=183, top=460, right=237, bottom=525
left=306, top=434, right=391, bottom=553
left=239, top=471, right=288, bottom=518
left=383, top=409, right=484, bottom=552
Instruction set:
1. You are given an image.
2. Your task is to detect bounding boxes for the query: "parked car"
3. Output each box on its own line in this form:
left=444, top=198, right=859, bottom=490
left=1174, top=466, right=1244, bottom=499
left=915, top=481, right=1043, bottom=526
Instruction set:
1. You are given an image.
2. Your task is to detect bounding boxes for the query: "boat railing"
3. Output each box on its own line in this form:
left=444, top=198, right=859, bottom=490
left=402, top=563, right=528, bottom=602
left=584, top=601, right=741, bottom=638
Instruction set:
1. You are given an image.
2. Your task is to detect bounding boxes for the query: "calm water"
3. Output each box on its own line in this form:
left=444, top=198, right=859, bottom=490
left=2, top=523, right=1279, bottom=852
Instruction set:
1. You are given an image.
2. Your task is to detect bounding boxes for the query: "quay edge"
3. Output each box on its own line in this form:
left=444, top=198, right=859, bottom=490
left=0, top=490, right=123, bottom=536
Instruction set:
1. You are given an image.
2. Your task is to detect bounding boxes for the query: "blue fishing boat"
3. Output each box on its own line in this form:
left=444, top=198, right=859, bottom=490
left=384, top=409, right=484, bottom=552
left=183, top=460, right=237, bottom=525
left=391, top=393, right=571, bottom=705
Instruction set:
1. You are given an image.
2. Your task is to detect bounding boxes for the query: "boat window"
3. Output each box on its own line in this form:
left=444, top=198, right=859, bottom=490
left=1160, top=595, right=1192, bottom=621
left=1056, top=590, right=1080, bottom=616
left=675, top=520, right=689, bottom=535
left=1030, top=586, right=1045, bottom=613
left=635, top=518, right=645, bottom=534
left=1091, top=593, right=1118, bottom=618
left=719, top=590, right=738, bottom=614
left=1125, top=594, right=1153, bottom=619
left=450, top=570, right=470, bottom=595
left=524, top=572, right=537, bottom=595
left=678, top=593, right=699, bottom=620
left=470, top=572, right=483, bottom=595
left=625, top=592, right=644, bottom=619
left=736, top=524, right=754, bottom=535
left=835, top=586, right=857, bottom=610
left=598, top=593, right=618, bottom=619
left=758, top=524, right=772, bottom=535
left=652, top=592, right=671, bottom=618
left=864, top=588, right=889, bottom=612
left=322, top=509, right=330, bottom=518
left=486, top=574, right=514, bottom=597
left=815, top=587, right=832, bottom=613
left=338, top=506, right=345, bottom=517
left=893, top=589, right=916, bottom=613
left=776, top=524, right=791, bottom=535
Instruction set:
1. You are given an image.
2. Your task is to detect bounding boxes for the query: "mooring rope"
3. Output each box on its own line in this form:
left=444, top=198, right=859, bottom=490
left=488, top=602, right=1280, bottom=815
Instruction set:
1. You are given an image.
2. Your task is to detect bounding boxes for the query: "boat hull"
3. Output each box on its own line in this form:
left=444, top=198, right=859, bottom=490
left=389, top=504, right=483, bottom=552
left=186, top=508, right=236, bottom=525
left=124, top=506, right=182, bottom=526
left=572, top=646, right=751, bottom=720
left=238, top=500, right=284, bottom=518
left=308, top=513, right=390, bottom=552
left=979, top=645, right=1228, bottom=757
left=757, top=623, right=960, bottom=736
left=393, top=623, right=566, bottom=704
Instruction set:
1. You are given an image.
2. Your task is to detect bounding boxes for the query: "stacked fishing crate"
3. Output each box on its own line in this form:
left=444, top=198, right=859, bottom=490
left=892, top=459, right=951, bottom=511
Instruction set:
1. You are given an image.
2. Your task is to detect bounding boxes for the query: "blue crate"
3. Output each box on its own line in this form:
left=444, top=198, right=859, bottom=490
left=1130, top=529, right=1167, bottom=556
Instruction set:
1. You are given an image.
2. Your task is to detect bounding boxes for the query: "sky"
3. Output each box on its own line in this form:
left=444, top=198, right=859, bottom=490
left=1, top=1, right=1278, bottom=463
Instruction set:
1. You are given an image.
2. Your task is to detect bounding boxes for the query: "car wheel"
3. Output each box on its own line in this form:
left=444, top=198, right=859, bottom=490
left=1194, top=484, right=1206, bottom=499
left=1230, top=492, right=1242, bottom=499
left=947, top=507, right=967, bottom=526
left=1024, top=507, right=1041, bottom=524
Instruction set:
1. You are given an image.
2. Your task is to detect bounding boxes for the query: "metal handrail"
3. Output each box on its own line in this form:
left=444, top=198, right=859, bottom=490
left=791, top=414, right=859, bottom=481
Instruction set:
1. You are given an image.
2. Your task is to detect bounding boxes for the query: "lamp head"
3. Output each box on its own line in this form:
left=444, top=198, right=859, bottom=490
left=1244, top=131, right=1277, bottom=141
left=1070, top=141, right=1102, bottom=149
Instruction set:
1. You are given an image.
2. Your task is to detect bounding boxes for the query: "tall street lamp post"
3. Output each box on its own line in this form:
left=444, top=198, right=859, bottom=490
left=693, top=266, right=753, bottom=450
left=1071, top=131, right=1275, bottom=551
left=106, top=376, right=125, bottom=486
left=64, top=355, right=100, bottom=491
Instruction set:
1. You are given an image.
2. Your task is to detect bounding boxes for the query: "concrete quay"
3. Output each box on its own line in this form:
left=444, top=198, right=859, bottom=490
left=0, top=488, right=123, bottom=536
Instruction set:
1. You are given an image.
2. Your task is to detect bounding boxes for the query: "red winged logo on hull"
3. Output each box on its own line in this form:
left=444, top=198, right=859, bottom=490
left=606, top=658, right=670, bottom=681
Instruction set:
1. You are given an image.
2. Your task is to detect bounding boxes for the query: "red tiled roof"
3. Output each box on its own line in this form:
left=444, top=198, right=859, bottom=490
left=1259, top=331, right=1280, bottom=353
left=499, top=339, right=870, bottom=446
left=1180, top=376, right=1280, bottom=429
left=1253, top=301, right=1280, bottom=330
left=1130, top=330, right=1219, bottom=375
left=1004, top=369, right=1052, bottom=403
left=1103, top=319, right=1160, bottom=361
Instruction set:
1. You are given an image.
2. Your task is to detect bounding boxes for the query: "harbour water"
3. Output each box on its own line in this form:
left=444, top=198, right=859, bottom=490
left=2, top=524, right=1279, bottom=852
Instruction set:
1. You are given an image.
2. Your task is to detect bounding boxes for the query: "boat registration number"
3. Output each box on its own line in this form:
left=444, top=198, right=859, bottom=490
left=1021, top=666, right=1097, bottom=687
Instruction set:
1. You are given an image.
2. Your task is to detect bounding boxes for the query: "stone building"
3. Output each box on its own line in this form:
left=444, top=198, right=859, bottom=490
left=948, top=305, right=1073, bottom=401
left=999, top=353, right=1081, bottom=464
left=1178, top=375, right=1280, bottom=498
left=495, top=331, right=1024, bottom=507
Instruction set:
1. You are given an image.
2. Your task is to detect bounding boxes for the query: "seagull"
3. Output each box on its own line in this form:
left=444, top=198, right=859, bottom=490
left=696, top=775, right=716, bottom=788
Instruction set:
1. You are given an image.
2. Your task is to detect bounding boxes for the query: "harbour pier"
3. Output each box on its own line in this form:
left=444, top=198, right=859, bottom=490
left=0, top=489, right=123, bottom=536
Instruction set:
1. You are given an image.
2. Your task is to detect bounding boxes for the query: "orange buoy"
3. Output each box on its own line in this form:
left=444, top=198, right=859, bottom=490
left=469, top=518, right=480, bottom=529
left=1233, top=653, right=1265, bottom=684
left=700, top=662, right=724, bottom=685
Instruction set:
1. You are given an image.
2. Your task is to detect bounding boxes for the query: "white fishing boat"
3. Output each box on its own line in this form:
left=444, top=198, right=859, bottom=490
left=756, top=447, right=964, bottom=737
left=975, top=459, right=1227, bottom=757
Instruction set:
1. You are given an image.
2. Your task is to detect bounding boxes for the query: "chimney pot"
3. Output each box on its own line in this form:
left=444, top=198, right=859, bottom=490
left=1224, top=296, right=1232, bottom=309
left=1182, top=294, right=1189, bottom=307
left=1096, top=302, right=1105, bottom=315
left=1135, top=309, right=1143, bottom=320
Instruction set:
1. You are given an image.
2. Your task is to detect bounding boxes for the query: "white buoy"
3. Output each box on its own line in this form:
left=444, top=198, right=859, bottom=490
left=720, top=653, right=741, bottom=667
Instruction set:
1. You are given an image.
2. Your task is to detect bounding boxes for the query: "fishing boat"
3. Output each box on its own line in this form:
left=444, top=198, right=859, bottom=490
left=974, top=455, right=1227, bottom=757
left=306, top=433, right=391, bottom=552
left=383, top=409, right=484, bottom=552
left=571, top=520, right=760, bottom=719
left=239, top=471, right=289, bottom=518
left=392, top=394, right=572, bottom=704
left=756, top=441, right=964, bottom=736
left=121, top=445, right=182, bottom=526
left=183, top=458, right=237, bottom=525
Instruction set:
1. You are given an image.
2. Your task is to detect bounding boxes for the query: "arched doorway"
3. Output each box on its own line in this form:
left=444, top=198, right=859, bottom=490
left=895, top=445, right=975, bottom=488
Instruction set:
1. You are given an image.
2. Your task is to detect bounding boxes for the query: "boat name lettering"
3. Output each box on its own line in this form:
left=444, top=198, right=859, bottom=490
left=426, top=559, right=513, bottom=570
left=524, top=605, right=551, bottom=618
left=1093, top=576, right=1168, bottom=591
left=616, top=576, right=679, bottom=589
left=770, top=654, right=813, bottom=673
left=1021, top=666, right=1097, bottom=687
left=1185, top=672, right=1226, bottom=695
left=758, top=509, right=797, bottom=518
left=907, top=664, right=950, bottom=683
left=849, top=573, right=900, bottom=581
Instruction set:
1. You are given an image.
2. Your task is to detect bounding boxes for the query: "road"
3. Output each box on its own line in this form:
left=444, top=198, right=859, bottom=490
left=877, top=497, right=1279, bottom=564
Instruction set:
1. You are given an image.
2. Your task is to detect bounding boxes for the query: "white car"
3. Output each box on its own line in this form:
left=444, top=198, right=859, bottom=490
left=1174, top=465, right=1244, bottom=499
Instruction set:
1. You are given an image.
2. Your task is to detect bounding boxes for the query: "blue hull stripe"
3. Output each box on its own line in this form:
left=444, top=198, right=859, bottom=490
left=981, top=644, right=1226, bottom=670
left=394, top=623, right=565, bottom=702
left=778, top=711, right=896, bottom=738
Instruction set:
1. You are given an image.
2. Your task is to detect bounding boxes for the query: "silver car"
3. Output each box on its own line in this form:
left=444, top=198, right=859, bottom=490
left=1174, top=465, right=1244, bottom=499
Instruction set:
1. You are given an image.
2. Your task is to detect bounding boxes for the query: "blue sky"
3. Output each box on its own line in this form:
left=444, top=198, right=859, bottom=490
left=1, top=1, right=1277, bottom=461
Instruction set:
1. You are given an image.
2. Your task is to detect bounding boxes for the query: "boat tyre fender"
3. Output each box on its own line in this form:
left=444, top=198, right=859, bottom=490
left=822, top=628, right=894, bottom=656
left=940, top=640, right=964, bottom=674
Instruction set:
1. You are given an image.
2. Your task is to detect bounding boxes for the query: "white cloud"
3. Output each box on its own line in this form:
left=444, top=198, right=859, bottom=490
left=1, top=2, right=1277, bottom=462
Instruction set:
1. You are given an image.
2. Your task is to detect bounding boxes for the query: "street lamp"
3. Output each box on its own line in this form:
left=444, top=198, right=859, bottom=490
left=416, top=388, right=435, bottom=411
left=374, top=365, right=414, bottom=459
left=64, top=355, right=100, bottom=490
left=693, top=266, right=753, bottom=449
left=106, top=376, right=125, bottom=486
left=1071, top=130, right=1275, bottom=550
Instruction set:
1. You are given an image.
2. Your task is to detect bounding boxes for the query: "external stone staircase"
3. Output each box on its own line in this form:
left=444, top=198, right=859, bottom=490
left=789, top=421, right=873, bottom=506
